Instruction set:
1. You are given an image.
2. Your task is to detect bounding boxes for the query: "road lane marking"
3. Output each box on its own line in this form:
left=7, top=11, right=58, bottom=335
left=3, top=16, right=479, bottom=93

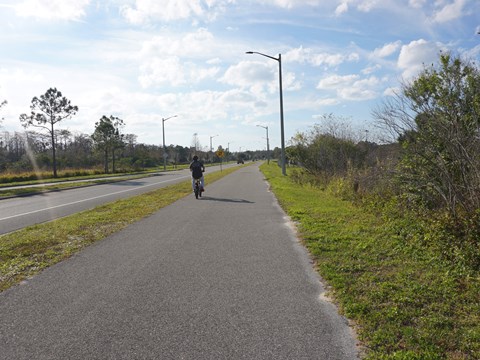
left=0, top=175, right=190, bottom=222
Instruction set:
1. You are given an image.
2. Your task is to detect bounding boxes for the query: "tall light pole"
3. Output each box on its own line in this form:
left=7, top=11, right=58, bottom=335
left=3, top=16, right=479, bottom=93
left=256, top=125, right=270, bottom=164
left=210, top=134, right=218, bottom=163
left=227, top=142, right=233, bottom=161
left=162, top=115, right=177, bottom=171
left=246, top=51, right=286, bottom=175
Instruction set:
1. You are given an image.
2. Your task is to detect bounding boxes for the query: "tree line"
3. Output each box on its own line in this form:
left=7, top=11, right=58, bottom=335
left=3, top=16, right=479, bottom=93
left=7, top=87, right=201, bottom=176
left=0, top=89, right=272, bottom=177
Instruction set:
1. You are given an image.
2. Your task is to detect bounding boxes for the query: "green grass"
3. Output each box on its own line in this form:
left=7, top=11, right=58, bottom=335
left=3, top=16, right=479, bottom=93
left=0, top=165, right=244, bottom=292
left=260, top=163, right=480, bottom=359
left=0, top=165, right=190, bottom=185
left=0, top=174, right=161, bottom=198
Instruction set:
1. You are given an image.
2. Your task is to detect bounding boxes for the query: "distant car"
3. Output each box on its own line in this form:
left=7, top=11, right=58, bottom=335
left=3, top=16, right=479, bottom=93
left=237, top=159, right=244, bottom=164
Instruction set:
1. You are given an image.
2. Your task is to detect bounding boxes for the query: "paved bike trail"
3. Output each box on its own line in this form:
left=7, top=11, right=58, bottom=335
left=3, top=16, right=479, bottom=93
left=0, top=164, right=359, bottom=359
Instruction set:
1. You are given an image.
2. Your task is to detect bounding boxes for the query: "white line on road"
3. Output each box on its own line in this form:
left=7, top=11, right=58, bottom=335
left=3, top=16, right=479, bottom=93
left=0, top=175, right=190, bottom=221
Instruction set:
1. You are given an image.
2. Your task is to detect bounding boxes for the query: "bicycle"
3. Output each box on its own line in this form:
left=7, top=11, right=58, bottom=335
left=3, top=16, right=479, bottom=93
left=194, top=178, right=202, bottom=199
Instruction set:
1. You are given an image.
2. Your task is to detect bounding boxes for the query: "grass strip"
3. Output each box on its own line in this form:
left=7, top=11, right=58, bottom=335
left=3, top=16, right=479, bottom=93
left=0, top=165, right=191, bottom=186
left=0, top=174, right=159, bottom=199
left=260, top=162, right=479, bottom=359
left=0, top=165, right=243, bottom=292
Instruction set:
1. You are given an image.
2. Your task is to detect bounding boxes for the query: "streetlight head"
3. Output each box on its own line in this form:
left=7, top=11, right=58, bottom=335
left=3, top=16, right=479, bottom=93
left=245, top=51, right=253, bottom=54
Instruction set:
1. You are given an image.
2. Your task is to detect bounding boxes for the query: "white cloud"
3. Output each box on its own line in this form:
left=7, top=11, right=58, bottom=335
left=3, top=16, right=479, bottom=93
left=356, top=0, right=380, bottom=12
left=283, top=72, right=302, bottom=91
left=138, top=28, right=239, bottom=66
left=339, top=87, right=376, bottom=101
left=221, top=58, right=301, bottom=96
left=219, top=89, right=257, bottom=105
left=138, top=57, right=220, bottom=88
left=431, top=0, right=466, bottom=23
left=383, top=86, right=400, bottom=97
left=121, top=0, right=233, bottom=24
left=362, top=64, right=381, bottom=75
left=408, top=0, right=426, bottom=8
left=311, top=53, right=347, bottom=67
left=372, top=41, right=402, bottom=58
left=340, top=76, right=380, bottom=100
left=254, top=0, right=323, bottom=9
left=285, top=46, right=356, bottom=68
left=463, top=44, right=480, bottom=60
left=318, top=74, right=359, bottom=89
left=137, top=28, right=228, bottom=88
left=335, top=2, right=348, bottom=16
left=221, top=60, right=276, bottom=95
left=397, top=39, right=442, bottom=79
left=333, top=0, right=382, bottom=14
left=138, top=57, right=184, bottom=87
left=13, top=0, right=90, bottom=21
left=317, top=74, right=381, bottom=101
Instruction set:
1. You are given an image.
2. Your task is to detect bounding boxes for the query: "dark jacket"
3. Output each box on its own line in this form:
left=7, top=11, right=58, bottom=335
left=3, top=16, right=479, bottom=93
left=189, top=160, right=205, bottom=179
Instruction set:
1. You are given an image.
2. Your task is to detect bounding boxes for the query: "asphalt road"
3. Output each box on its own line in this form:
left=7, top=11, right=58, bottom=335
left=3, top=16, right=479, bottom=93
left=0, top=164, right=235, bottom=235
left=0, top=164, right=359, bottom=359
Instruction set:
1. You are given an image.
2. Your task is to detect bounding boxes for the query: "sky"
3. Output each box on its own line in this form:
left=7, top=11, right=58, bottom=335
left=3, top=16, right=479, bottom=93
left=0, top=0, right=479, bottom=152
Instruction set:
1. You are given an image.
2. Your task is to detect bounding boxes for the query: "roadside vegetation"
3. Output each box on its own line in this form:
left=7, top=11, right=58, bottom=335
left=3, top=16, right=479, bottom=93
left=0, top=165, right=244, bottom=292
left=261, top=162, right=479, bottom=359
left=269, top=53, right=480, bottom=359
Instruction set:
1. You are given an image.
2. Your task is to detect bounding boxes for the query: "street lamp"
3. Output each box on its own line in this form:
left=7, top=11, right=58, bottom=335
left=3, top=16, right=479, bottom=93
left=162, top=115, right=177, bottom=171
left=256, top=125, right=270, bottom=164
left=210, top=134, right=219, bottom=163
left=227, top=142, right=233, bottom=160
left=246, top=51, right=286, bottom=175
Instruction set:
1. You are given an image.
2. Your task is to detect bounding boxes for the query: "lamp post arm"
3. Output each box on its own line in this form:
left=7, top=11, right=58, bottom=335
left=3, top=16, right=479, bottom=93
left=245, top=51, right=279, bottom=62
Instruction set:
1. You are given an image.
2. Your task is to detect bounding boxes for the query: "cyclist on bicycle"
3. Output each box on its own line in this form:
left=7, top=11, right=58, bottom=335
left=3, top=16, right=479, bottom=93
left=189, top=155, right=205, bottom=192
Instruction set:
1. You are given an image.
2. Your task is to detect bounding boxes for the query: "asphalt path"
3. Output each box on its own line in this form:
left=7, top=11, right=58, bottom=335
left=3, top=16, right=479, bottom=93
left=0, top=164, right=237, bottom=235
left=0, top=163, right=359, bottom=359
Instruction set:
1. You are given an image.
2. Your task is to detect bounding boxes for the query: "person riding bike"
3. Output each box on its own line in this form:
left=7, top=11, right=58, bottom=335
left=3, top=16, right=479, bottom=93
left=189, top=155, right=205, bottom=193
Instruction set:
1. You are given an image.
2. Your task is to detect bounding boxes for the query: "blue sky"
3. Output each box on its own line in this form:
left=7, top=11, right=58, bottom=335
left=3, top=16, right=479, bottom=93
left=0, top=0, right=479, bottom=152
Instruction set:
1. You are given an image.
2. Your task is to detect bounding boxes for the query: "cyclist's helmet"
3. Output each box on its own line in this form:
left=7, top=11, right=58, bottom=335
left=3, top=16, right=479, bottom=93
left=193, top=155, right=198, bottom=161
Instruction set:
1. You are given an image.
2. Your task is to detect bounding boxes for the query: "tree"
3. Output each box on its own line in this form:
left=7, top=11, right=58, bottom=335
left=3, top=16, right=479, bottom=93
left=374, top=53, right=480, bottom=216
left=92, top=115, right=125, bottom=173
left=288, top=114, right=364, bottom=177
left=19, top=88, right=78, bottom=177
